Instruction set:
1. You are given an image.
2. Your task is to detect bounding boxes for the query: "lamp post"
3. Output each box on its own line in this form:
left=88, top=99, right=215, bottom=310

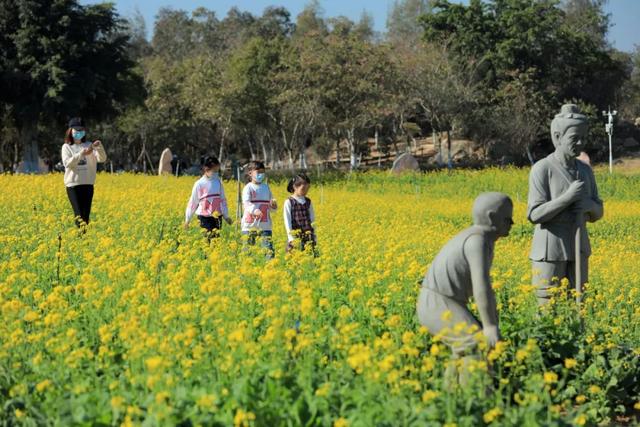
left=602, top=107, right=617, bottom=174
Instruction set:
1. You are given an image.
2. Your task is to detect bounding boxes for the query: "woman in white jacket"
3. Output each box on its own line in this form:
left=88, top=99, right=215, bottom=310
left=61, top=117, right=107, bottom=227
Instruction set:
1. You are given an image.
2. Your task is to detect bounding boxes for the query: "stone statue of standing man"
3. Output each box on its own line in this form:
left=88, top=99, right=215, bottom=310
left=527, top=104, right=603, bottom=305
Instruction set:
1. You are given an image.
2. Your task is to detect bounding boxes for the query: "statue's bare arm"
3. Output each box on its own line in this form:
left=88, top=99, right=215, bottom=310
left=464, top=234, right=500, bottom=347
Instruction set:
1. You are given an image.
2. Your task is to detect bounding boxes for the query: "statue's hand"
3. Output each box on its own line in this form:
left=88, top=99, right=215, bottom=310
left=562, top=180, right=585, bottom=204
left=483, top=325, right=501, bottom=348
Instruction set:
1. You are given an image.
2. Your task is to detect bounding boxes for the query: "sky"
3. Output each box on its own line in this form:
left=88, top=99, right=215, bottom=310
left=81, top=0, right=640, bottom=53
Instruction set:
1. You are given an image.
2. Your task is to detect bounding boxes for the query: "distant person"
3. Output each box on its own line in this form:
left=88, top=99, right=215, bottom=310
left=283, top=173, right=317, bottom=255
left=61, top=117, right=107, bottom=227
left=241, top=161, right=277, bottom=259
left=416, top=192, right=513, bottom=384
left=577, top=151, right=591, bottom=167
left=184, top=156, right=233, bottom=242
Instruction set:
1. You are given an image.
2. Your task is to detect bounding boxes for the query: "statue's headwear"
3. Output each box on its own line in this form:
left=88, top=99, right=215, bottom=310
left=472, top=192, right=512, bottom=226
left=550, top=104, right=588, bottom=147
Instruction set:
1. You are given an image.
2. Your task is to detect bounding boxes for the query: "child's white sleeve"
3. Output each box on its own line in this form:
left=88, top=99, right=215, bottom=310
left=220, top=181, right=229, bottom=218
left=242, top=185, right=256, bottom=216
left=283, top=199, right=294, bottom=241
left=185, top=182, right=199, bottom=224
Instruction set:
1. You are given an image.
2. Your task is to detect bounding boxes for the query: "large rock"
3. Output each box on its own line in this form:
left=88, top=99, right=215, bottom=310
left=623, top=137, right=639, bottom=148
left=158, top=148, right=173, bottom=175
left=391, top=152, right=419, bottom=174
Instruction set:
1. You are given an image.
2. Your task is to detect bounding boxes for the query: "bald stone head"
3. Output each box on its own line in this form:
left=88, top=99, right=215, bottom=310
left=472, top=192, right=514, bottom=238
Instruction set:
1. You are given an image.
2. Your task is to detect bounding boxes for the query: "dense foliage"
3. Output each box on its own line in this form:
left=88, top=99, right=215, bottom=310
left=1, top=0, right=638, bottom=171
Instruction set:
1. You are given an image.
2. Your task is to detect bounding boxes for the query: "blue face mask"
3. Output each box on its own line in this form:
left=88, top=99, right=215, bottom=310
left=72, top=130, right=85, bottom=140
left=209, top=172, right=219, bottom=179
left=255, top=173, right=265, bottom=183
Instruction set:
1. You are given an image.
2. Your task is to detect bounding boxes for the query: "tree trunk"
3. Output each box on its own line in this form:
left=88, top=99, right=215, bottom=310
left=375, top=128, right=381, bottom=168
left=13, top=139, right=19, bottom=172
left=335, top=139, right=340, bottom=167
left=246, top=136, right=255, bottom=160
left=270, top=147, right=275, bottom=170
left=287, top=149, right=294, bottom=171
left=434, top=130, right=442, bottom=166
left=446, top=130, right=453, bottom=170
left=218, top=126, right=228, bottom=170
left=526, top=145, right=535, bottom=165
left=280, top=128, right=294, bottom=171
left=300, top=151, right=308, bottom=169
left=259, top=137, right=268, bottom=165
left=347, top=128, right=358, bottom=170
left=19, top=114, right=40, bottom=173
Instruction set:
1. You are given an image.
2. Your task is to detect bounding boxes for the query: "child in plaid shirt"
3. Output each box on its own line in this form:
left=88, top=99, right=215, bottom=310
left=283, top=173, right=316, bottom=254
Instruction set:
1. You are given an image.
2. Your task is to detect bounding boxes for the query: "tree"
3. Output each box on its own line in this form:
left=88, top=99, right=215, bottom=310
left=124, top=9, right=152, bottom=61
left=222, top=36, right=281, bottom=162
left=115, top=55, right=191, bottom=172
left=396, top=42, right=479, bottom=165
left=269, top=34, right=326, bottom=169
left=0, top=0, right=140, bottom=172
left=179, top=54, right=235, bottom=166
left=309, top=25, right=398, bottom=169
left=421, top=0, right=628, bottom=159
left=489, top=71, right=549, bottom=163
left=421, top=0, right=626, bottom=108
left=562, top=0, right=610, bottom=49
left=151, top=8, right=193, bottom=60
left=618, top=47, right=640, bottom=121
left=294, top=1, right=327, bottom=38
left=353, top=11, right=376, bottom=42
left=152, top=7, right=224, bottom=60
left=253, top=6, right=294, bottom=40
left=387, top=0, right=432, bottom=46
left=218, top=7, right=256, bottom=52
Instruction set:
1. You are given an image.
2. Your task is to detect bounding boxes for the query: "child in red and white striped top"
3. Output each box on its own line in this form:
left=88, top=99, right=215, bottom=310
left=241, top=160, right=277, bottom=258
left=184, top=156, right=232, bottom=240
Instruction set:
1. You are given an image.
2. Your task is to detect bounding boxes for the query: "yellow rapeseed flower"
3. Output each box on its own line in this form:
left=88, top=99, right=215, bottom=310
left=333, top=418, right=349, bottom=427
left=145, top=356, right=164, bottom=372
left=35, top=379, right=52, bottom=393
left=233, top=409, right=256, bottom=427
left=574, top=414, right=587, bottom=426
left=483, top=407, right=502, bottom=423
left=421, top=390, right=439, bottom=403
left=543, top=371, right=558, bottom=384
